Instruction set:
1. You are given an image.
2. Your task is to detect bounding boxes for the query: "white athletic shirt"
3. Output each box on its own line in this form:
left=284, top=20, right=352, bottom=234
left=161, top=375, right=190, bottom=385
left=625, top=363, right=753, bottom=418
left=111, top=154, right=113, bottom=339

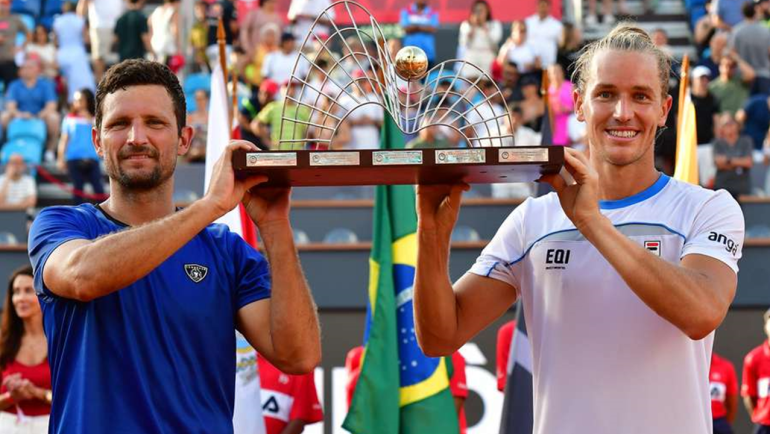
left=469, top=174, right=744, bottom=434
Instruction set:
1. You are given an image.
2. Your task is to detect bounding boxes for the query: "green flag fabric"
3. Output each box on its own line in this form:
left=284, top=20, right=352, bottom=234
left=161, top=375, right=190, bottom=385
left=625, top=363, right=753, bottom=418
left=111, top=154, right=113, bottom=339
left=342, top=118, right=460, bottom=434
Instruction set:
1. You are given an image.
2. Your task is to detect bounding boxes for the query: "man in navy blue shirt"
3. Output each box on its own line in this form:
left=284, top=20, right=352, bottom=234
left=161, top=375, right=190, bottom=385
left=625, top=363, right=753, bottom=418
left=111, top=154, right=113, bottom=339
left=0, top=54, right=61, bottom=155
left=28, top=59, right=321, bottom=434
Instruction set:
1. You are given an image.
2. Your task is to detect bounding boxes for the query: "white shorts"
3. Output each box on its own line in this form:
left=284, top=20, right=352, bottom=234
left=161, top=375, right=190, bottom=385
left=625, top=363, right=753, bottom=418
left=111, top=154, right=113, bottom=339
left=89, top=27, right=114, bottom=61
left=0, top=411, right=49, bottom=434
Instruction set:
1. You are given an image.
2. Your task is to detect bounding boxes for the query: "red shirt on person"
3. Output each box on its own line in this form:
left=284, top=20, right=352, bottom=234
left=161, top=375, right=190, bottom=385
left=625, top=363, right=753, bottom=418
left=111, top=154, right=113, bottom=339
left=710, top=352, right=737, bottom=419
left=0, top=358, right=51, bottom=416
left=496, top=320, right=516, bottom=392
left=258, top=356, right=323, bottom=434
left=742, top=340, right=770, bottom=425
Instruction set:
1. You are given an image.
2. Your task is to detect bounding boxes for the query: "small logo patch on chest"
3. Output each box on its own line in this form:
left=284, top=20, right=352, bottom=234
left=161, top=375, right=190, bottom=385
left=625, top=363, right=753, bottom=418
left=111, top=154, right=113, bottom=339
left=644, top=241, right=661, bottom=256
left=184, top=264, right=208, bottom=283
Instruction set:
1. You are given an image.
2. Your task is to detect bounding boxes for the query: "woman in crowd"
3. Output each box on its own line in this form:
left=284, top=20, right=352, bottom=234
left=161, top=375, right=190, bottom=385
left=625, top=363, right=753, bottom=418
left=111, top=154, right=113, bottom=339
left=25, top=25, right=57, bottom=80
left=496, top=21, right=539, bottom=75
left=0, top=266, right=51, bottom=433
left=56, top=88, right=104, bottom=204
left=547, top=64, right=573, bottom=146
left=458, top=0, right=502, bottom=79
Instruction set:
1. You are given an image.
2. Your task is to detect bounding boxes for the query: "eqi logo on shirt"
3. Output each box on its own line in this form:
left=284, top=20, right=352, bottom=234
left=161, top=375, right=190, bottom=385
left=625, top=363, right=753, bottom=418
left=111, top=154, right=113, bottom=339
left=184, top=264, right=208, bottom=283
left=545, top=249, right=570, bottom=270
left=708, top=232, right=739, bottom=256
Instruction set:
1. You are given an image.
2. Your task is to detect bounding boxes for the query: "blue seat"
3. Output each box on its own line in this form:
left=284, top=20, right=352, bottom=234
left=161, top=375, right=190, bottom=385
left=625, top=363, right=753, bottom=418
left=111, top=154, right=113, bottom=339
left=451, top=225, right=480, bottom=242
left=1, top=118, right=46, bottom=166
left=0, top=231, right=19, bottom=245
left=11, top=0, right=41, bottom=18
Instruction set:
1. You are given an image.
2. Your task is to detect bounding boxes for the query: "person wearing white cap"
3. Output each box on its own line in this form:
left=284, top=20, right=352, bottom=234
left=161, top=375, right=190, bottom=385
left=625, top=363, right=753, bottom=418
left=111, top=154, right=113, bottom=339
left=692, top=65, right=720, bottom=187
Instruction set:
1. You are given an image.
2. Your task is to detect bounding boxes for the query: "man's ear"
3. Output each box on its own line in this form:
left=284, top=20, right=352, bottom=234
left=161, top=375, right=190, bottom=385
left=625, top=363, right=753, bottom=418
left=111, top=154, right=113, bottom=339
left=573, top=89, right=585, bottom=122
left=177, top=125, right=194, bottom=156
left=660, top=94, right=673, bottom=127
left=92, top=127, right=104, bottom=158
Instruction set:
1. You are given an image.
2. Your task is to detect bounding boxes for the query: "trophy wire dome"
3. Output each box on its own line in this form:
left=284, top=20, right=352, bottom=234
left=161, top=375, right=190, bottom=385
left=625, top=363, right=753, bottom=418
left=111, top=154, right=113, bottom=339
left=277, top=0, right=515, bottom=151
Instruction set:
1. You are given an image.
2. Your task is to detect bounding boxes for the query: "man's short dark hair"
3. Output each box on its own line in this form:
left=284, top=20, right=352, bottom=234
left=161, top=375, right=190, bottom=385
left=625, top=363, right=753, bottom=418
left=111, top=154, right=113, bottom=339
left=95, top=59, right=186, bottom=135
left=743, top=1, right=756, bottom=18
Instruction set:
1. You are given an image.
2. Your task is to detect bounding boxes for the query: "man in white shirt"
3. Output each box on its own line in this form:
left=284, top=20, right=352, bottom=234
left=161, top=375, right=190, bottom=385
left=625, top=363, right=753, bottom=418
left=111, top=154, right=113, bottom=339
left=524, top=0, right=563, bottom=68
left=0, top=154, right=36, bottom=210
left=414, top=24, right=744, bottom=434
left=77, top=0, right=124, bottom=80
left=262, top=32, right=308, bottom=87
left=342, top=70, right=384, bottom=150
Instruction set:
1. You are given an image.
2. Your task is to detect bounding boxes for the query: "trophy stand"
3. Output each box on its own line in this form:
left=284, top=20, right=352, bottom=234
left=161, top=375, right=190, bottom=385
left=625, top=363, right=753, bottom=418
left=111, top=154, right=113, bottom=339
left=233, top=1, right=563, bottom=186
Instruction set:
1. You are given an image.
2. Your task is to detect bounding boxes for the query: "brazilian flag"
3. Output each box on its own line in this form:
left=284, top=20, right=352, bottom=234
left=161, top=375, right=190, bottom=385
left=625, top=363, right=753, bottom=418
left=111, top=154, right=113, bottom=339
left=342, top=118, right=459, bottom=434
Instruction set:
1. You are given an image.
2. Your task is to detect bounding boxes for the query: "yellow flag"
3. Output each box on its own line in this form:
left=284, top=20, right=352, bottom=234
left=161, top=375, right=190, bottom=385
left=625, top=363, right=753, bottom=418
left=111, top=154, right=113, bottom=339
left=673, top=90, right=699, bottom=185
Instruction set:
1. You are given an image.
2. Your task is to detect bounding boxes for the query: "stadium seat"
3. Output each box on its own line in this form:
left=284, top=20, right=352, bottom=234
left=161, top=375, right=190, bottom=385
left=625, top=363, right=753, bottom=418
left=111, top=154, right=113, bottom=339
left=40, top=0, right=63, bottom=29
left=451, top=225, right=480, bottom=242
left=184, top=73, right=212, bottom=113
left=0, top=118, right=47, bottom=166
left=323, top=227, right=359, bottom=244
left=746, top=225, right=770, bottom=239
left=172, top=189, right=200, bottom=204
left=11, top=0, right=41, bottom=19
left=0, top=231, right=19, bottom=245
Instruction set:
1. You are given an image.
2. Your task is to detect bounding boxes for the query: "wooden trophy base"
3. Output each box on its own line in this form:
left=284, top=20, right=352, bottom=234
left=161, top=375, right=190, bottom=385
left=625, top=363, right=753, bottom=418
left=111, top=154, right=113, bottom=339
left=232, top=146, right=564, bottom=187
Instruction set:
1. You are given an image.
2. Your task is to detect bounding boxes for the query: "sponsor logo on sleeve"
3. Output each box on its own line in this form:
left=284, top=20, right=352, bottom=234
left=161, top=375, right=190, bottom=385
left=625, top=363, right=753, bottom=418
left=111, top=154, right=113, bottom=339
left=708, top=232, right=739, bottom=256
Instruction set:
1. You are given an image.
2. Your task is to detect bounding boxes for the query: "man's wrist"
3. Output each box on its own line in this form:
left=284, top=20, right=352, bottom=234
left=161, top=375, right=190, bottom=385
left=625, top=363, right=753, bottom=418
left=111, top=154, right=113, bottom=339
left=575, top=214, right=613, bottom=241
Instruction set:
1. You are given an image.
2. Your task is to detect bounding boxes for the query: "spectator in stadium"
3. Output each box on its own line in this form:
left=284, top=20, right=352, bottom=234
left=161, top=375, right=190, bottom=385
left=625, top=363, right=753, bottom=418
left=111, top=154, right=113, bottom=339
left=728, top=1, right=770, bottom=95
left=698, top=31, right=728, bottom=79
left=694, top=0, right=719, bottom=59
left=0, top=266, right=51, bottom=432
left=713, top=0, right=745, bottom=28
left=0, top=154, right=36, bottom=211
left=556, top=22, right=583, bottom=80
left=713, top=114, right=753, bottom=198
left=56, top=88, right=104, bottom=204
left=406, top=106, right=462, bottom=149
left=185, top=89, right=209, bottom=163
left=148, top=0, right=180, bottom=65
left=27, top=59, right=321, bottom=433
left=494, top=106, right=539, bottom=198
left=498, top=61, right=523, bottom=103
left=692, top=66, right=719, bottom=147
left=497, top=21, right=540, bottom=76
left=204, top=0, right=237, bottom=65
left=413, top=24, right=744, bottom=433
left=525, top=0, right=562, bottom=69
left=741, top=308, right=770, bottom=434
left=518, top=75, right=545, bottom=132
left=244, top=24, right=280, bottom=86
left=709, top=351, right=738, bottom=434
left=547, top=63, right=573, bottom=146
left=584, top=0, right=627, bottom=27
left=458, top=0, right=502, bottom=79
left=709, top=55, right=755, bottom=115
left=241, top=78, right=279, bottom=150
left=190, top=1, right=209, bottom=73
left=737, top=93, right=770, bottom=150
left=307, top=96, right=351, bottom=149
left=343, top=70, right=384, bottom=150
left=400, top=0, right=439, bottom=67
left=254, top=80, right=312, bottom=149
left=258, top=354, right=323, bottom=434
left=53, top=0, right=96, bottom=105
left=651, top=28, right=673, bottom=57
left=114, top=0, right=150, bottom=62
left=0, top=55, right=61, bottom=155
left=77, top=0, right=124, bottom=81
left=262, top=32, right=306, bottom=86
left=240, top=0, right=284, bottom=61
left=0, top=0, right=26, bottom=90
left=288, top=0, right=334, bottom=41
left=25, top=25, right=57, bottom=80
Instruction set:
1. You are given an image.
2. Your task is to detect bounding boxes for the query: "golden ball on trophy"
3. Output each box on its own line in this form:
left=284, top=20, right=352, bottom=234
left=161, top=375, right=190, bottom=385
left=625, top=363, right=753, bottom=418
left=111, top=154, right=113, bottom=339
left=394, top=46, right=429, bottom=81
